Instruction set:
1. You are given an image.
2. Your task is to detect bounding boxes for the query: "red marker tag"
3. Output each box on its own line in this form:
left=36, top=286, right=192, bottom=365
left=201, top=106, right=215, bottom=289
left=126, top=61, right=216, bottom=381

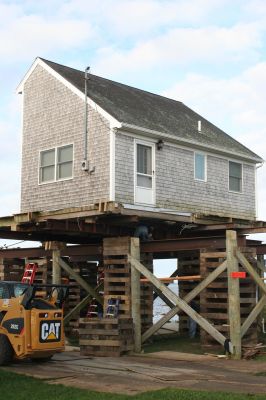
left=231, top=272, right=246, bottom=279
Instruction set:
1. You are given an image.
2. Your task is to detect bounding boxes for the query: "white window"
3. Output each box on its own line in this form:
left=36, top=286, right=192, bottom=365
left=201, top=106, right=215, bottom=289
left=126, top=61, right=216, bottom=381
left=194, top=152, right=206, bottom=181
left=39, top=144, right=73, bottom=184
left=229, top=161, right=242, bottom=192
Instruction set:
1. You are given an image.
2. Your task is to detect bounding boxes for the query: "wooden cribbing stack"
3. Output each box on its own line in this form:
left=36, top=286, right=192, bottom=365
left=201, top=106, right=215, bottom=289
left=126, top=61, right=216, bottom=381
left=79, top=318, right=134, bottom=357
left=0, top=259, right=24, bottom=282
left=79, top=237, right=136, bottom=356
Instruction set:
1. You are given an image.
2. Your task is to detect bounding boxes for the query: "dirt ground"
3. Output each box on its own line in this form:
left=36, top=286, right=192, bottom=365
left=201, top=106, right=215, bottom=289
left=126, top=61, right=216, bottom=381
left=3, top=350, right=266, bottom=395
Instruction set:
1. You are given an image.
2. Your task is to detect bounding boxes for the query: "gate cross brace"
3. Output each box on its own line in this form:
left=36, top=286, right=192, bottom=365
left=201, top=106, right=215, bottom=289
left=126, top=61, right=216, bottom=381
left=129, top=256, right=231, bottom=351
left=141, top=259, right=228, bottom=343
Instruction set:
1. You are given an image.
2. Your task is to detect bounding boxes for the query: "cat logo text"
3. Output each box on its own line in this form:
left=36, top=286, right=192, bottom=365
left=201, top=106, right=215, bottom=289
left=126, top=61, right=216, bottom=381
left=40, top=320, right=61, bottom=342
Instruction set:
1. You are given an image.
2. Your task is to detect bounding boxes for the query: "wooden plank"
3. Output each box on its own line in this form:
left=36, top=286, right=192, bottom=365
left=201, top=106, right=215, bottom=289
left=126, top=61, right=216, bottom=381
left=140, top=275, right=201, bottom=283
left=142, top=259, right=228, bottom=343
left=104, top=267, right=130, bottom=273
left=79, top=339, right=121, bottom=346
left=200, top=252, right=226, bottom=259
left=104, top=294, right=130, bottom=300
left=241, top=295, right=266, bottom=338
left=59, top=257, right=103, bottom=305
left=104, top=277, right=130, bottom=282
left=226, top=230, right=241, bottom=359
left=103, top=259, right=128, bottom=265
left=129, top=255, right=229, bottom=349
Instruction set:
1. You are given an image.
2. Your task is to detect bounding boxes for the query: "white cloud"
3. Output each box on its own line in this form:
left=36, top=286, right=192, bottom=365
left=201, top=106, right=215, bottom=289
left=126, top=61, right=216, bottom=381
left=162, top=62, right=266, bottom=155
left=61, top=0, right=232, bottom=37
left=162, top=62, right=266, bottom=220
left=93, top=23, right=263, bottom=76
left=0, top=4, right=95, bottom=63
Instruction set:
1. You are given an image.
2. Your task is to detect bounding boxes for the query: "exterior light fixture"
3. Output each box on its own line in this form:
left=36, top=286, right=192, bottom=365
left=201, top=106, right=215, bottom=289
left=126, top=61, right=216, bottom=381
left=157, top=139, right=164, bottom=150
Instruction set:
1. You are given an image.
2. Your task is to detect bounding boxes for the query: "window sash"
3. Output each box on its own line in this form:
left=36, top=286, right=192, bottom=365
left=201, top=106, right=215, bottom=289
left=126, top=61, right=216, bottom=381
left=137, top=144, right=152, bottom=175
left=229, top=161, right=242, bottom=192
left=57, top=161, right=73, bottom=180
left=40, top=165, right=55, bottom=183
left=195, top=153, right=206, bottom=181
left=40, top=149, right=55, bottom=168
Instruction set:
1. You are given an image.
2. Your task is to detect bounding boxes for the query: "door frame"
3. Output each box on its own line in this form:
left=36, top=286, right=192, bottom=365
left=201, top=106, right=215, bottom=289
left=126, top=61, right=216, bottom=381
left=134, top=139, right=156, bottom=206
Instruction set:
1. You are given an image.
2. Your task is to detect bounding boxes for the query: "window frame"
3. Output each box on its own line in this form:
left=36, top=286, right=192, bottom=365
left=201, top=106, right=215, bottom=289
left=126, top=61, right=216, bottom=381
left=228, top=160, right=243, bottom=193
left=39, top=144, right=74, bottom=185
left=194, top=151, right=207, bottom=182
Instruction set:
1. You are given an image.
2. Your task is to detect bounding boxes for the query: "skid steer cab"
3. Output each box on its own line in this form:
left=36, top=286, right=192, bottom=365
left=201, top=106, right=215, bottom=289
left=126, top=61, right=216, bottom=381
left=0, top=282, right=69, bottom=365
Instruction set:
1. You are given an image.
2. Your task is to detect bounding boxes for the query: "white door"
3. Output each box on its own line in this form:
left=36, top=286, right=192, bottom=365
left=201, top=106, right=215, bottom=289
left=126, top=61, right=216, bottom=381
left=135, top=141, right=155, bottom=205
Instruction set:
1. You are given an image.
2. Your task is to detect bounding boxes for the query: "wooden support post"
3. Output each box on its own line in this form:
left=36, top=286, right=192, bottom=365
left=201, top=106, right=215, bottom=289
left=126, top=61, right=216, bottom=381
left=52, top=249, right=61, bottom=285
left=130, top=238, right=141, bottom=353
left=226, top=230, right=241, bottom=359
left=59, top=257, right=103, bottom=305
left=47, top=241, right=65, bottom=285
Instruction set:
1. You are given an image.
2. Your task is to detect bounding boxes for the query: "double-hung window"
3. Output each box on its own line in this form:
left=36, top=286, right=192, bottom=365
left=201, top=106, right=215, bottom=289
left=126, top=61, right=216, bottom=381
left=39, top=144, right=73, bottom=184
left=229, top=161, right=242, bottom=192
left=194, top=152, right=206, bottom=181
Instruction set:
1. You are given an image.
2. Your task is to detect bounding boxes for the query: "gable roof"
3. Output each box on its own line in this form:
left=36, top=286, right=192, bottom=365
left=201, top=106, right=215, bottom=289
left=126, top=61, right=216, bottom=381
left=24, top=58, right=264, bottom=163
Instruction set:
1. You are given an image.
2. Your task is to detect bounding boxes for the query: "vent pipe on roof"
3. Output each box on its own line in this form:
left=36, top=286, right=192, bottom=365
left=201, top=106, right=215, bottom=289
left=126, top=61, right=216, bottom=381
left=198, top=120, right=201, bottom=133
left=82, top=66, right=92, bottom=172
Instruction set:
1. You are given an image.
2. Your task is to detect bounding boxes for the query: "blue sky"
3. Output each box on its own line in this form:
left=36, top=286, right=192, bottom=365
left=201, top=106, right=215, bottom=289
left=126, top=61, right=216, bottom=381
left=0, top=0, right=266, bottom=257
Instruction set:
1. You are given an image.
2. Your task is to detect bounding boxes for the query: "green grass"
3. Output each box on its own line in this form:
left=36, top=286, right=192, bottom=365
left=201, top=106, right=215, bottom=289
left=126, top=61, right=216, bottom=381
left=1, top=370, right=266, bottom=400
left=143, top=335, right=206, bottom=354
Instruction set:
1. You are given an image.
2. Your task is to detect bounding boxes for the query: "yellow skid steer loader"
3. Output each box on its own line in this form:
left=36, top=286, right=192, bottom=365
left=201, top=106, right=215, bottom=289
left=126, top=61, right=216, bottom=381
left=0, top=281, right=68, bottom=365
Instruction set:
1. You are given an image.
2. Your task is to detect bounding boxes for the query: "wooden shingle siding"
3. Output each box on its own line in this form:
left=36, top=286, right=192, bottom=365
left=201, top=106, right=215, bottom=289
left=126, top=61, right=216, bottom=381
left=115, top=132, right=135, bottom=204
left=21, top=65, right=110, bottom=212
left=115, top=132, right=256, bottom=220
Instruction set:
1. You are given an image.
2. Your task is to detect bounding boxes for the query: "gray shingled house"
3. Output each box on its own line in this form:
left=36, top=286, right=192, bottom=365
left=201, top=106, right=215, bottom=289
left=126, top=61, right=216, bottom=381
left=17, top=57, right=263, bottom=220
